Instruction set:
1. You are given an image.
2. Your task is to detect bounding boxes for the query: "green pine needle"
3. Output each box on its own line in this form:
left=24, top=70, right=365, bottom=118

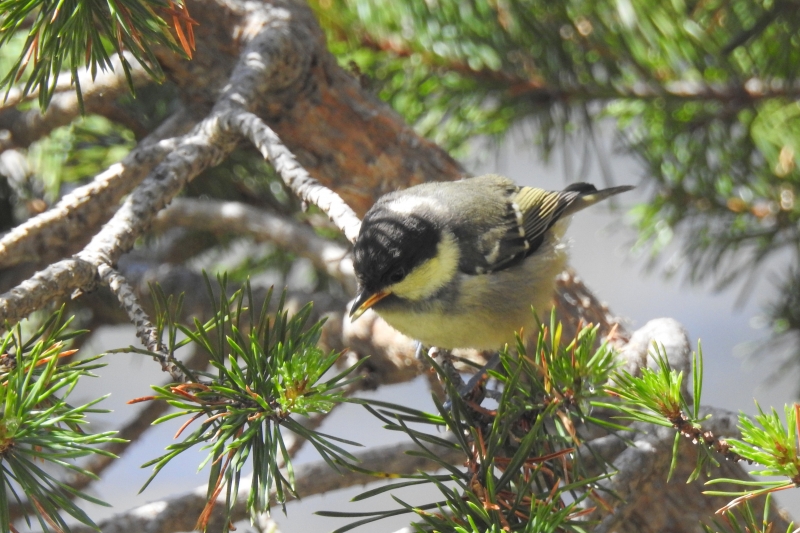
left=0, top=307, right=122, bottom=533
left=137, top=276, right=362, bottom=532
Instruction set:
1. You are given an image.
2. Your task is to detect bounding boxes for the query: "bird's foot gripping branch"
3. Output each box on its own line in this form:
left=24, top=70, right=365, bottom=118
left=319, top=312, right=795, bottom=533
left=0, top=295, right=796, bottom=533
left=320, top=315, right=621, bottom=533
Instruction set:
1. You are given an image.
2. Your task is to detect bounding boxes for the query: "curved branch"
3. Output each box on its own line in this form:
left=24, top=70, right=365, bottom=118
left=153, top=198, right=356, bottom=290
left=0, top=108, right=195, bottom=269
left=230, top=111, right=362, bottom=242
left=153, top=0, right=464, bottom=215
left=0, top=1, right=355, bottom=329
left=70, top=437, right=463, bottom=533
left=554, top=268, right=628, bottom=341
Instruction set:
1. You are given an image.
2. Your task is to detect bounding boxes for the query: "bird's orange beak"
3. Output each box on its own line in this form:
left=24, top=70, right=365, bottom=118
left=349, top=290, right=390, bottom=321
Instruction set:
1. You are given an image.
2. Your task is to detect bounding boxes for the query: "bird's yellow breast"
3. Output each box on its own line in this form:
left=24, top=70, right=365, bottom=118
left=376, top=231, right=568, bottom=350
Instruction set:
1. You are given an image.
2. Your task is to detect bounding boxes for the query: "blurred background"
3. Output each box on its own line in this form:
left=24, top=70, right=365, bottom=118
left=3, top=0, right=800, bottom=529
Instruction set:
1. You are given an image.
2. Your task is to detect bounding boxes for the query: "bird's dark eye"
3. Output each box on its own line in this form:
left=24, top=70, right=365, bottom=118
left=388, top=268, right=405, bottom=283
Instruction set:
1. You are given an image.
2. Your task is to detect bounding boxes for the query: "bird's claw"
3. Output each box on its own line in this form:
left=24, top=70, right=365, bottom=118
left=453, top=352, right=502, bottom=403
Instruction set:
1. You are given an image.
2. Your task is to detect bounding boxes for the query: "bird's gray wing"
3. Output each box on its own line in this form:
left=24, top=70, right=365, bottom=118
left=475, top=183, right=596, bottom=273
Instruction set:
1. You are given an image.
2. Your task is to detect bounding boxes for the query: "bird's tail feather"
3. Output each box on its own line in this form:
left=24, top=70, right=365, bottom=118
left=564, top=185, right=634, bottom=216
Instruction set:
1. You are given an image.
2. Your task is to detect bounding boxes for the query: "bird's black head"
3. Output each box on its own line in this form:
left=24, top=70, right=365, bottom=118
left=352, top=207, right=441, bottom=295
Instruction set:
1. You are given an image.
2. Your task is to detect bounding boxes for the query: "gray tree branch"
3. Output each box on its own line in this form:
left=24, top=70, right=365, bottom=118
left=153, top=198, right=356, bottom=291
left=0, top=115, right=233, bottom=327
left=97, top=263, right=183, bottom=381
left=231, top=111, right=362, bottom=243
left=0, top=108, right=195, bottom=269
left=70, top=437, right=463, bottom=533
left=0, top=1, right=360, bottom=334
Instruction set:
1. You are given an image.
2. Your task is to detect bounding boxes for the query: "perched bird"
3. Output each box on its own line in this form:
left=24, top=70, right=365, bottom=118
left=349, top=174, right=632, bottom=351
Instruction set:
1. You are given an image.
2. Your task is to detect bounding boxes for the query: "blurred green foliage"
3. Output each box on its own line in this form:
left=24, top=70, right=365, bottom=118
left=29, top=116, right=135, bottom=201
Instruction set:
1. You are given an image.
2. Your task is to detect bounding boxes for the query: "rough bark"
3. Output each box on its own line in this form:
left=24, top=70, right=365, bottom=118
left=151, top=0, right=465, bottom=216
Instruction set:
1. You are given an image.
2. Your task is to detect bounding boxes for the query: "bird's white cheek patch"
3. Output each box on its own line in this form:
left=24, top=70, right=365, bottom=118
left=390, top=232, right=459, bottom=301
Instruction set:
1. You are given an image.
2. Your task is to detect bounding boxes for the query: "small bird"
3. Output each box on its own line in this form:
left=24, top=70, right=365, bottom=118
left=349, top=174, right=632, bottom=351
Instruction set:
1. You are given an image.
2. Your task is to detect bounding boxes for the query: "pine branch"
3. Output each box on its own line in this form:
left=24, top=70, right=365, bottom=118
left=0, top=0, right=191, bottom=110
left=68, top=438, right=462, bottom=533
left=8, top=344, right=210, bottom=522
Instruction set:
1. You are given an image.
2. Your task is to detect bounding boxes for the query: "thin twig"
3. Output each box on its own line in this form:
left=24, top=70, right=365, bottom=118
left=97, top=264, right=183, bottom=381
left=229, top=110, right=363, bottom=243
left=153, top=198, right=356, bottom=291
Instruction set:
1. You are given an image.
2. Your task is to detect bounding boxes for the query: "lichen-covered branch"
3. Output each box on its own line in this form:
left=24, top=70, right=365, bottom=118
left=229, top=111, right=363, bottom=242
left=588, top=410, right=791, bottom=533
left=97, top=264, right=184, bottom=381
left=0, top=116, right=233, bottom=327
left=152, top=0, right=464, bottom=215
left=0, top=0, right=358, bottom=330
left=0, top=108, right=194, bottom=269
left=153, top=198, right=356, bottom=290
left=0, top=257, right=96, bottom=325
left=69, top=438, right=463, bottom=533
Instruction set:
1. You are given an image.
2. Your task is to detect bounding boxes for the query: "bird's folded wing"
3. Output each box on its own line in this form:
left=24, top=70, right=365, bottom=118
left=476, top=185, right=592, bottom=273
